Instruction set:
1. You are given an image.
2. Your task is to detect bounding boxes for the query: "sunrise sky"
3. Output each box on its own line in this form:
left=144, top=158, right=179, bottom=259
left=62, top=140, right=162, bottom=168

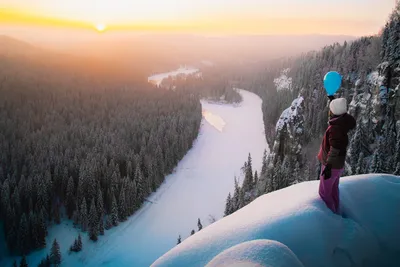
left=0, top=0, right=396, bottom=35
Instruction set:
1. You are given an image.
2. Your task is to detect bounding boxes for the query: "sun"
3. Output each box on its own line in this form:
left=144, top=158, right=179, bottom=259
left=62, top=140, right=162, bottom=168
left=95, top=23, right=107, bottom=32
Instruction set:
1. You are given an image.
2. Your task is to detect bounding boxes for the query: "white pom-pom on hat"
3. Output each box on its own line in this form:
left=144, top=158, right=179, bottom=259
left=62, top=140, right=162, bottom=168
left=329, top=98, right=347, bottom=116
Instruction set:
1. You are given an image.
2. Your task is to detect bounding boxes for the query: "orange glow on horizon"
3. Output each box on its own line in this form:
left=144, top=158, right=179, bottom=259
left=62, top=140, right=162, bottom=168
left=0, top=2, right=393, bottom=36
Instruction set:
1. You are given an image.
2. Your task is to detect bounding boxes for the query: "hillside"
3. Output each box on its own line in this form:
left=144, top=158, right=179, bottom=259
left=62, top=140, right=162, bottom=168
left=153, top=174, right=400, bottom=267
left=223, top=2, right=400, bottom=212
left=0, top=38, right=203, bottom=260
left=0, top=35, right=36, bottom=54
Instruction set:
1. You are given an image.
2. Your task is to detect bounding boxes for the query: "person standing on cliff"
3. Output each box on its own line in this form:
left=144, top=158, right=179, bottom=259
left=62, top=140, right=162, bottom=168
left=318, top=97, right=356, bottom=214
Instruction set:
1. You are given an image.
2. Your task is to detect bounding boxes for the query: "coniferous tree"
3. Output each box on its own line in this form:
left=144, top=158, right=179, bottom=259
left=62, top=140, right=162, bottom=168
left=38, top=209, right=47, bottom=248
left=118, top=188, right=127, bottom=221
left=242, top=154, right=254, bottom=192
left=232, top=178, right=240, bottom=212
left=224, top=193, right=232, bottom=216
left=190, top=229, right=195, bottom=236
left=89, top=199, right=99, bottom=241
left=66, top=176, right=75, bottom=219
left=70, top=233, right=83, bottom=252
left=72, top=210, right=79, bottom=228
left=135, top=167, right=145, bottom=204
left=238, top=188, right=245, bottom=209
left=294, top=161, right=301, bottom=184
left=370, top=144, right=384, bottom=173
left=355, top=152, right=365, bottom=175
left=197, top=218, right=203, bottom=231
left=38, top=259, right=45, bottom=267
left=19, top=255, right=28, bottom=267
left=98, top=216, right=104, bottom=236
left=45, top=255, right=51, bottom=267
left=18, top=213, right=29, bottom=254
left=97, top=189, right=104, bottom=218
left=54, top=203, right=61, bottom=225
left=177, top=235, right=181, bottom=244
left=70, top=239, right=78, bottom=252
left=50, top=239, right=61, bottom=266
left=254, top=171, right=258, bottom=187
left=261, top=150, right=268, bottom=175
left=80, top=198, right=88, bottom=231
left=37, top=255, right=51, bottom=267
left=105, top=215, right=113, bottom=230
left=111, top=195, right=119, bottom=226
left=77, top=233, right=83, bottom=251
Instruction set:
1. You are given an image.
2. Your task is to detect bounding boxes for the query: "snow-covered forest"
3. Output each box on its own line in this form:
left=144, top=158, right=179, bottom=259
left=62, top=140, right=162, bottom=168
left=0, top=44, right=205, bottom=257
left=226, top=2, right=400, bottom=214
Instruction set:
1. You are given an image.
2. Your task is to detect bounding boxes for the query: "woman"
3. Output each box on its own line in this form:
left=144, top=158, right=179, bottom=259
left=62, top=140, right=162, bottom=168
left=318, top=98, right=356, bottom=213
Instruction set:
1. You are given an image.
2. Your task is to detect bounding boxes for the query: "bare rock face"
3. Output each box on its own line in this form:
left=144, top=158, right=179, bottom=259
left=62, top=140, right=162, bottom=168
left=271, top=95, right=305, bottom=164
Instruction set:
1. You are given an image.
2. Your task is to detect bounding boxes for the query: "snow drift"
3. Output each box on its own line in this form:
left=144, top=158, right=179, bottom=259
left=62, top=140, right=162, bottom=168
left=152, top=174, right=400, bottom=267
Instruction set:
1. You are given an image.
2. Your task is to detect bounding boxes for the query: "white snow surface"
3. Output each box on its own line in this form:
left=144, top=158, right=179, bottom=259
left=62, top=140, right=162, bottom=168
left=148, top=66, right=200, bottom=86
left=202, top=110, right=226, bottom=132
left=274, top=68, right=292, bottom=91
left=206, top=240, right=304, bottom=267
left=0, top=90, right=267, bottom=267
left=275, top=96, right=304, bottom=132
left=153, top=174, right=400, bottom=267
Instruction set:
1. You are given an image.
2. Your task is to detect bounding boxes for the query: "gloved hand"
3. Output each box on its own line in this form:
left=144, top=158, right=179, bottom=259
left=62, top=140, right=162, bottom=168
left=322, top=164, right=332, bottom=180
left=328, top=95, right=335, bottom=101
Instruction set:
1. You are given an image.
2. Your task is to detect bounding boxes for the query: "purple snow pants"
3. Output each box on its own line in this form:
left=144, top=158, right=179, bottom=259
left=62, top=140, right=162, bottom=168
left=319, top=165, right=344, bottom=214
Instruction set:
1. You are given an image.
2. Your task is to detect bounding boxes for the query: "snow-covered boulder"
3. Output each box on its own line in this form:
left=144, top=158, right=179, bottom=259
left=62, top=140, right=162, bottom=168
left=206, top=240, right=304, bottom=267
left=152, top=174, right=400, bottom=267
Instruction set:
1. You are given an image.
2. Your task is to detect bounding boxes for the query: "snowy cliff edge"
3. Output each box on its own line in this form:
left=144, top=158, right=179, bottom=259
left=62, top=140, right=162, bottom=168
left=152, top=174, right=400, bottom=267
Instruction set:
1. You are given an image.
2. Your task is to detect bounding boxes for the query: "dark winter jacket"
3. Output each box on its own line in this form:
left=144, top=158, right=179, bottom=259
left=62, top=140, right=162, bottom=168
left=318, top=113, right=356, bottom=169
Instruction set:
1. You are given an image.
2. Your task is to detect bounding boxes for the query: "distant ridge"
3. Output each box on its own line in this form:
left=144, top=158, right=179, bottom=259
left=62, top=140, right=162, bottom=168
left=0, top=35, right=37, bottom=55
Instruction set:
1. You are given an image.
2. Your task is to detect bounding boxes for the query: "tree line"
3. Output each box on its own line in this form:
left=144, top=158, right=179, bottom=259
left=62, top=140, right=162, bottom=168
left=225, top=2, right=400, bottom=214
left=0, top=50, right=202, bottom=257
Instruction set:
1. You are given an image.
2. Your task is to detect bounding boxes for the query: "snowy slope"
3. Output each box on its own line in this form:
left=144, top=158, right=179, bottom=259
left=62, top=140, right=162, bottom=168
left=0, top=90, right=267, bottom=267
left=152, top=174, right=400, bottom=267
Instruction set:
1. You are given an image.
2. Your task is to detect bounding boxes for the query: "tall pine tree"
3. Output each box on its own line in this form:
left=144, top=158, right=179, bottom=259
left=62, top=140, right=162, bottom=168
left=80, top=198, right=88, bottom=231
left=224, top=192, right=232, bottom=216
left=261, top=149, right=268, bottom=175
left=118, top=188, right=127, bottom=221
left=89, top=198, right=99, bottom=241
left=197, top=218, right=203, bottom=231
left=111, top=195, right=119, bottom=226
left=66, top=176, right=75, bottom=219
left=50, top=239, right=61, bottom=266
left=19, top=255, right=28, bottom=267
left=18, top=213, right=29, bottom=255
left=254, top=171, right=258, bottom=187
left=242, top=154, right=254, bottom=192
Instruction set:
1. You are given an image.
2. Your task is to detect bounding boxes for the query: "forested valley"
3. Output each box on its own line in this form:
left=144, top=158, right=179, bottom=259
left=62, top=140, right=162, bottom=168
left=0, top=41, right=205, bottom=257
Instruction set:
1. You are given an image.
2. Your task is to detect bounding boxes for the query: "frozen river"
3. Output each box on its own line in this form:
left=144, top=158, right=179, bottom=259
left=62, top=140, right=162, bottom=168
left=1, top=89, right=268, bottom=267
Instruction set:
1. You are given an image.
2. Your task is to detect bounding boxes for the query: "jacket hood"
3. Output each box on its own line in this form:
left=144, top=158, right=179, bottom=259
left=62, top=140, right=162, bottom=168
left=329, top=113, right=356, bottom=132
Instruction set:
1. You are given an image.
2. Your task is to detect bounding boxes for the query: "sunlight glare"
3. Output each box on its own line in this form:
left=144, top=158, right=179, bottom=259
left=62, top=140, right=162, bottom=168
left=96, top=23, right=106, bottom=32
